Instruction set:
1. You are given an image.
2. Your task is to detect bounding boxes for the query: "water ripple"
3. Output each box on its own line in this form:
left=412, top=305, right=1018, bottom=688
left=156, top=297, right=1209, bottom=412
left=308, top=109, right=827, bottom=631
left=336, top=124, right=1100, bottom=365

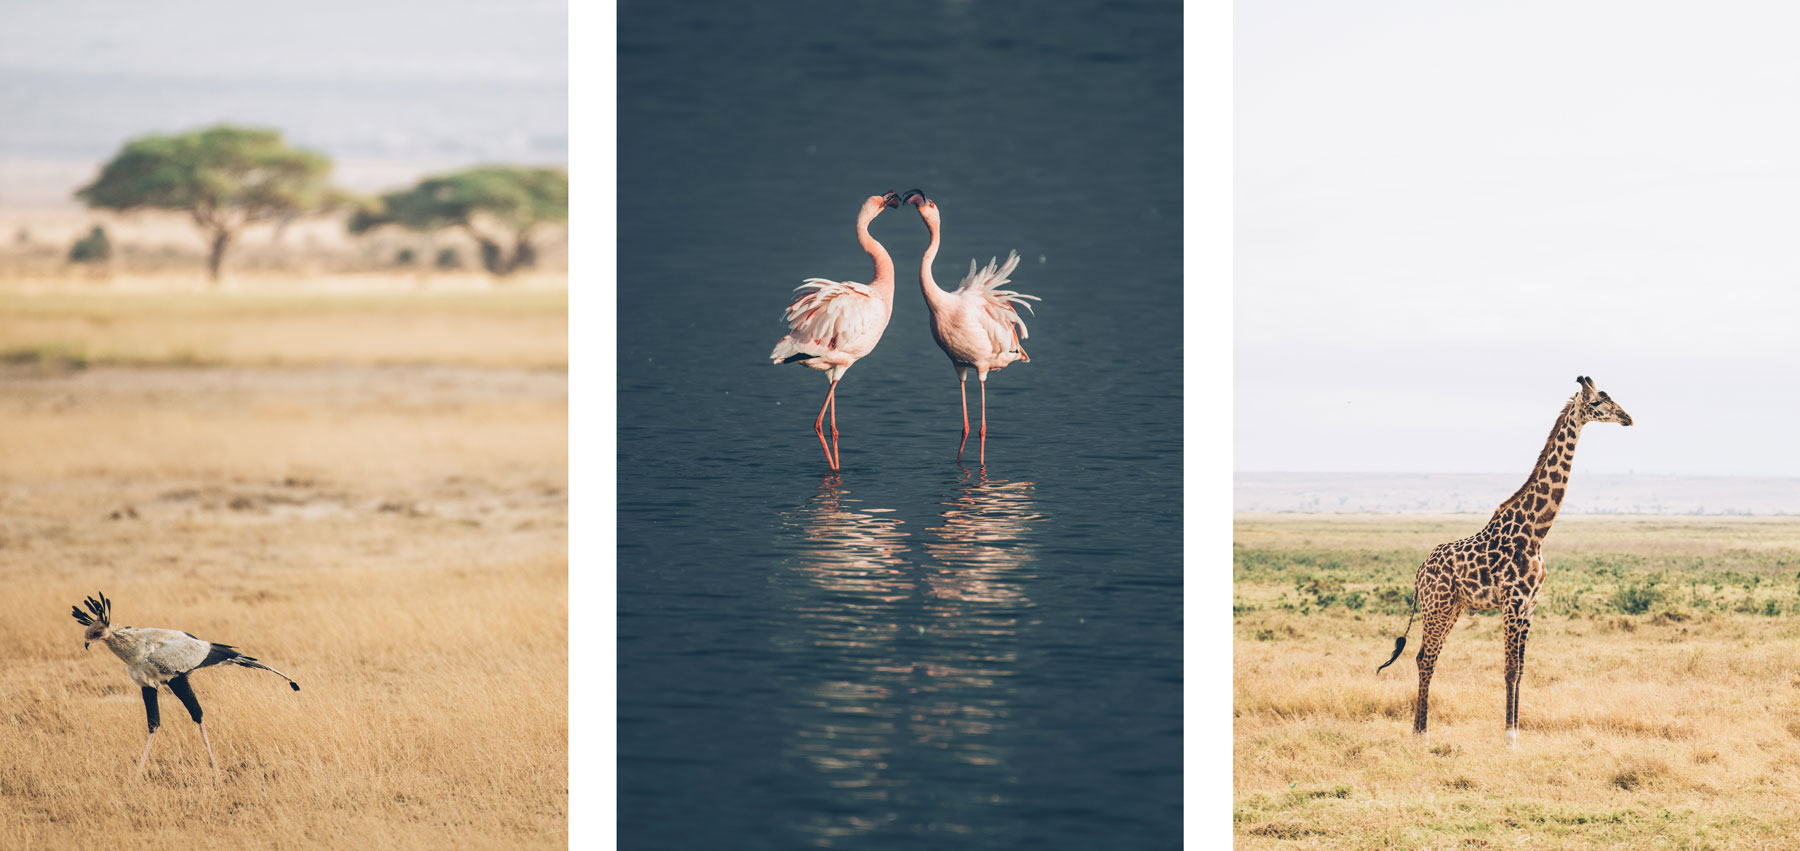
left=764, top=470, right=1048, bottom=847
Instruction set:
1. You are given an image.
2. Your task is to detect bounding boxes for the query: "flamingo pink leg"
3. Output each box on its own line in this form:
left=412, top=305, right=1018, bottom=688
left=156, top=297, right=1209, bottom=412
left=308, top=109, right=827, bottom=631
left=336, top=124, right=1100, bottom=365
left=957, top=370, right=970, bottom=461
left=829, top=386, right=841, bottom=467
left=813, top=381, right=840, bottom=470
left=979, top=376, right=988, bottom=465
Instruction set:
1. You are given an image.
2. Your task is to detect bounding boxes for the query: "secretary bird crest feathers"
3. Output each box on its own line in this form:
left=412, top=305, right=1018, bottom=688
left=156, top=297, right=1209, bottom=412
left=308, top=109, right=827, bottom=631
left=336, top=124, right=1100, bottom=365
left=70, top=592, right=111, bottom=628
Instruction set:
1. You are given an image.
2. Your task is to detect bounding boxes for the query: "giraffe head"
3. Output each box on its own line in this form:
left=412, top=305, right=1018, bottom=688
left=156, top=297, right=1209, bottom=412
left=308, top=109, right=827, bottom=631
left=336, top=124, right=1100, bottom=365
left=1573, top=376, right=1633, bottom=426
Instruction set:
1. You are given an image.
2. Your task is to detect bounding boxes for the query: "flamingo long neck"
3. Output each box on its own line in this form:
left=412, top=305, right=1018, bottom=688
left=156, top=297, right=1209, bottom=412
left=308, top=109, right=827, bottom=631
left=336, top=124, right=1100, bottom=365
left=1490, top=397, right=1585, bottom=543
left=917, top=212, right=955, bottom=312
left=858, top=209, right=895, bottom=309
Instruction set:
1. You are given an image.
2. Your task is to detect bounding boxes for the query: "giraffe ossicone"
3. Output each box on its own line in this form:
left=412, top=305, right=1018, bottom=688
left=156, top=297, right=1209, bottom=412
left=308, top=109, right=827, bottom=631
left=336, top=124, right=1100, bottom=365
left=1376, top=375, right=1633, bottom=746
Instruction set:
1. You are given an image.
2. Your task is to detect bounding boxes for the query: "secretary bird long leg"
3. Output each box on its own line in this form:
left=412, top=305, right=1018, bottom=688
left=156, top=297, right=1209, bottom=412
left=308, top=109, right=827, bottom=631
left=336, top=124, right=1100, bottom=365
left=168, top=675, right=216, bottom=771
left=137, top=685, right=160, bottom=775
left=813, top=380, right=840, bottom=470
left=136, top=733, right=156, bottom=775
left=198, top=723, right=217, bottom=771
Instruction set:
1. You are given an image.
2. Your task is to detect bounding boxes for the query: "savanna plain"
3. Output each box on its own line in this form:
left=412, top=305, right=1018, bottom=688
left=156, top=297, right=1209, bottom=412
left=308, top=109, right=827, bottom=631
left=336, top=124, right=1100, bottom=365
left=1236, top=514, right=1800, bottom=849
left=0, top=267, right=567, bottom=848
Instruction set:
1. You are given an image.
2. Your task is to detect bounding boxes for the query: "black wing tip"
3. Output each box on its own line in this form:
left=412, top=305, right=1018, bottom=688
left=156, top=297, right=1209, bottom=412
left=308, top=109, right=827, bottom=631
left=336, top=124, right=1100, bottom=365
left=290, top=682, right=301, bottom=691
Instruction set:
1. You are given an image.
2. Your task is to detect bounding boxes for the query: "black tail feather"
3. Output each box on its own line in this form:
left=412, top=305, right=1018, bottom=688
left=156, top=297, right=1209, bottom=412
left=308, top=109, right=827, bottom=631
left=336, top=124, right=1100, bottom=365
left=202, top=642, right=300, bottom=689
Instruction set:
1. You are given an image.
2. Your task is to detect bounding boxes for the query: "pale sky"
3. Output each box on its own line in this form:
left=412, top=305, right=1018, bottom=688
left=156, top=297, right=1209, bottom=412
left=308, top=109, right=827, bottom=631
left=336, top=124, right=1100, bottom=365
left=0, top=1, right=565, bottom=83
left=1236, top=1, right=1800, bottom=476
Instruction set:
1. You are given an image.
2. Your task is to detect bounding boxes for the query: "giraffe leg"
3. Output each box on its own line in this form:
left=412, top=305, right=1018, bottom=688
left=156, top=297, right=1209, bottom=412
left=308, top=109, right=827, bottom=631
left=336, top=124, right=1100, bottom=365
left=1413, top=606, right=1459, bottom=740
left=1504, top=605, right=1533, bottom=749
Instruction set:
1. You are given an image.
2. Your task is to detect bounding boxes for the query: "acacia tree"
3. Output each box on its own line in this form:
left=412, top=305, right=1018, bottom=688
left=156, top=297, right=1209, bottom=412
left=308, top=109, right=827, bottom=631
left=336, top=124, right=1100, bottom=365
left=77, top=125, right=333, bottom=282
left=350, top=166, right=567, bottom=278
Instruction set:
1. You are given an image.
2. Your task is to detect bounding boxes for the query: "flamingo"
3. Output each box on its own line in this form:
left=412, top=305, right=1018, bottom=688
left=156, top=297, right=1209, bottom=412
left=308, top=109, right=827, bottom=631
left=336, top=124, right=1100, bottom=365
left=770, top=190, right=903, bottom=470
left=902, top=189, right=1040, bottom=464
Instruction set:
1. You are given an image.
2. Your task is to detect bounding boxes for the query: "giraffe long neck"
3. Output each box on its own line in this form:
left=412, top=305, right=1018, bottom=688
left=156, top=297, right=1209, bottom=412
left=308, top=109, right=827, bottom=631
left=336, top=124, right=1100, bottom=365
left=1491, top=398, right=1584, bottom=543
left=857, top=210, right=895, bottom=310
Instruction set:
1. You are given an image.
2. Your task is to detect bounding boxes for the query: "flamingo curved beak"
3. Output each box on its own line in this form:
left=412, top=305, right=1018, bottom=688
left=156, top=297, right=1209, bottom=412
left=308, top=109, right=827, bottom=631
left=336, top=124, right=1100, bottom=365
left=881, top=190, right=902, bottom=208
left=902, top=188, right=928, bottom=207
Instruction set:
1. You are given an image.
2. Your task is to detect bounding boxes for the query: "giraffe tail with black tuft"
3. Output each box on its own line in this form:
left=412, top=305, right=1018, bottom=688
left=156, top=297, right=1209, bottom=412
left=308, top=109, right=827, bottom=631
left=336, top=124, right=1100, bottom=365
left=1376, top=577, right=1420, bottom=674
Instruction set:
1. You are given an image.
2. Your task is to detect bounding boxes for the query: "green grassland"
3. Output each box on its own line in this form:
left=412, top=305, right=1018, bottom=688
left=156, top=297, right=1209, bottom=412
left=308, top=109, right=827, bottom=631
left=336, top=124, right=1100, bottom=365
left=1235, top=513, right=1800, bottom=850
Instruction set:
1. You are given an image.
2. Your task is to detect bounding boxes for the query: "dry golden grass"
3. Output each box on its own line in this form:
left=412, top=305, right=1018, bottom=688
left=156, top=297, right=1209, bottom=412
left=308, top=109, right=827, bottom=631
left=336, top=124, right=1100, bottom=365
left=0, top=280, right=565, bottom=849
left=1236, top=514, right=1800, bottom=849
left=0, top=286, right=566, bottom=369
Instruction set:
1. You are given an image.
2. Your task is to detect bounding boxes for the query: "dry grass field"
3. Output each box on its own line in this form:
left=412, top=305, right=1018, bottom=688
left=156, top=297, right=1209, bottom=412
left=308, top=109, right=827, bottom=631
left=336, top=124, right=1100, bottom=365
left=1235, top=513, right=1800, bottom=849
left=0, top=278, right=566, bottom=849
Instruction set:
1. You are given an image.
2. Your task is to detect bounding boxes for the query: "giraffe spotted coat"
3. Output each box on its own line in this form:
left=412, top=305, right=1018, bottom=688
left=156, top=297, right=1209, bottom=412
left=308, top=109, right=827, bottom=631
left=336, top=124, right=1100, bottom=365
left=1379, top=376, right=1633, bottom=747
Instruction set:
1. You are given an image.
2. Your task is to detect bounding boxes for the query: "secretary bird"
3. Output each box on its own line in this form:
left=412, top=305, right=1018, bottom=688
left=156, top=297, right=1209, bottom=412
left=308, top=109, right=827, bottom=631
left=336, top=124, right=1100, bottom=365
left=71, top=592, right=299, bottom=773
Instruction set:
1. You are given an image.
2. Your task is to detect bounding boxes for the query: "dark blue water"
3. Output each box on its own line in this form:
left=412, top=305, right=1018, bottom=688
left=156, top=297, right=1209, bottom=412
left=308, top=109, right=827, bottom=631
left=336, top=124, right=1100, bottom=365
left=618, top=2, right=1183, bottom=847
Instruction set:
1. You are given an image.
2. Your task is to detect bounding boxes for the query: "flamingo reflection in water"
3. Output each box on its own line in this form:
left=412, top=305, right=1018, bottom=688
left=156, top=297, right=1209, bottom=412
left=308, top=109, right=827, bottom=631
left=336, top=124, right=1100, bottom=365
left=773, top=470, right=1043, bottom=847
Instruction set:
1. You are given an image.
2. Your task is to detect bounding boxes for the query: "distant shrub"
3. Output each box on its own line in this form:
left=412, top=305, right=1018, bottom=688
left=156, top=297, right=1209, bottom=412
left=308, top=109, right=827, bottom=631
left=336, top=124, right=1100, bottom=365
left=395, top=248, right=417, bottom=266
left=69, top=226, right=111, bottom=263
left=436, top=248, right=461, bottom=269
left=1612, top=583, right=1661, bottom=615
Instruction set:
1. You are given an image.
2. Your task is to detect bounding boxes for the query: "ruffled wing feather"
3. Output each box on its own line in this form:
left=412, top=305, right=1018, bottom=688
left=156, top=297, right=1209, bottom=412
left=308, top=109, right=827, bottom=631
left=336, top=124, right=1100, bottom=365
left=953, top=250, right=1041, bottom=341
left=769, top=278, right=888, bottom=363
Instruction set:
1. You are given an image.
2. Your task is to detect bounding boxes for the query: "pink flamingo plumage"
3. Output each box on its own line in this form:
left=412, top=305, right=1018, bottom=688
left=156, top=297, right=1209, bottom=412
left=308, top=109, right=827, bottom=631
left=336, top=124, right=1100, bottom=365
left=902, top=189, right=1041, bottom=464
left=770, top=191, right=903, bottom=470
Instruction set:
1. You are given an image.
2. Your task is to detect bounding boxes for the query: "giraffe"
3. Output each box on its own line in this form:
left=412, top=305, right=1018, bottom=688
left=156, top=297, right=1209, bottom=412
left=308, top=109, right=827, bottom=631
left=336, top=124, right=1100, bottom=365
left=1376, top=376, right=1633, bottom=748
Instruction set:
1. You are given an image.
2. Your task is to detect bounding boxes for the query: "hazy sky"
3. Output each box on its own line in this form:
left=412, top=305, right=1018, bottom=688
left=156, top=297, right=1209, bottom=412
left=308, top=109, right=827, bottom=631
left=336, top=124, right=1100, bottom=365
left=1237, top=1, right=1800, bottom=477
left=0, top=1, right=565, bottom=83
left=0, top=1, right=566, bottom=167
